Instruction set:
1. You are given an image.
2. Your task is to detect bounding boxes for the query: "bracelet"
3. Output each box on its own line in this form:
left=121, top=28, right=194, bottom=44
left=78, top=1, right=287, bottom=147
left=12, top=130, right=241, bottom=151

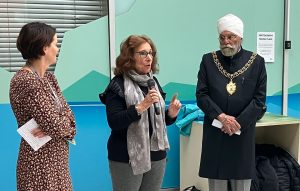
left=135, top=105, right=142, bottom=116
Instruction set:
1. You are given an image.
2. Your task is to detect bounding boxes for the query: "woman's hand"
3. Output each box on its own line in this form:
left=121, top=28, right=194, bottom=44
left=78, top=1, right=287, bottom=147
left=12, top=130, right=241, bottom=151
left=31, top=127, right=47, bottom=138
left=167, top=93, right=182, bottom=118
left=136, top=89, right=160, bottom=114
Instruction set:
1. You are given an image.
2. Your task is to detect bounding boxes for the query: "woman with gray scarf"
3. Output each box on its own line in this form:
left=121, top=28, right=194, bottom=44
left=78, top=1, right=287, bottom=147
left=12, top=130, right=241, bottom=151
left=100, top=35, right=181, bottom=191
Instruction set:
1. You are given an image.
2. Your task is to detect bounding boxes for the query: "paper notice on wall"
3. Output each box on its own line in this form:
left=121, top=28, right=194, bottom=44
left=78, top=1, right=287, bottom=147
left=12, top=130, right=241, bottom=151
left=17, top=118, right=52, bottom=151
left=257, top=32, right=275, bottom=63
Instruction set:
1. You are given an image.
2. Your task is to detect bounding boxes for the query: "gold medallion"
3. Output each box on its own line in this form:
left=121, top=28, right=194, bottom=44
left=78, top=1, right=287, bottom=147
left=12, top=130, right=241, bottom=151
left=226, top=79, right=236, bottom=95
left=212, top=51, right=257, bottom=96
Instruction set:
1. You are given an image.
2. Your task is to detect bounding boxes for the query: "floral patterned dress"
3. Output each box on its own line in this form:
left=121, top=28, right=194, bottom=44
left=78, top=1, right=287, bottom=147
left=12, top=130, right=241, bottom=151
left=9, top=69, right=76, bottom=191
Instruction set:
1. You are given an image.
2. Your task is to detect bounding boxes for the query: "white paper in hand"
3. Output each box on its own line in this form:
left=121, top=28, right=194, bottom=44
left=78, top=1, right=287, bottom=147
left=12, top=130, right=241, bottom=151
left=17, top=118, right=52, bottom=151
left=212, top=119, right=241, bottom=135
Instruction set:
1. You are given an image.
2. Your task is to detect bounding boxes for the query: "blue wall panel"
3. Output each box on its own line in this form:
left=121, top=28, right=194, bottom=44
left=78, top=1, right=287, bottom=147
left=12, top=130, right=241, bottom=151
left=0, top=104, right=18, bottom=191
left=70, top=105, right=112, bottom=190
left=0, top=104, right=179, bottom=190
left=1, top=94, right=299, bottom=190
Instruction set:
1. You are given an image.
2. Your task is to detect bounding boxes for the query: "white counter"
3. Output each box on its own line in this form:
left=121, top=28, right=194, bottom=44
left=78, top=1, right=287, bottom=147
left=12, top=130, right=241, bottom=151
left=180, top=113, right=300, bottom=191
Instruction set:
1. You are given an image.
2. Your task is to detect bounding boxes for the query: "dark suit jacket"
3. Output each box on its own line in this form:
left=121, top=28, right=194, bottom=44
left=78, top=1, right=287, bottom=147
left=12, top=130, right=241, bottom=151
left=196, top=48, right=267, bottom=179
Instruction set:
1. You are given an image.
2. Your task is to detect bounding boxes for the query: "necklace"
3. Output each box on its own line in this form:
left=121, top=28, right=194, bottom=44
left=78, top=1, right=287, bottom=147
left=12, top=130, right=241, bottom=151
left=212, top=51, right=257, bottom=95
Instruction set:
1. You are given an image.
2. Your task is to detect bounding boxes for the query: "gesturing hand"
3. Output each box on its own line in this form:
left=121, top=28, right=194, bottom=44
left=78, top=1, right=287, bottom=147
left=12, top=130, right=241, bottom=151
left=168, top=93, right=182, bottom=118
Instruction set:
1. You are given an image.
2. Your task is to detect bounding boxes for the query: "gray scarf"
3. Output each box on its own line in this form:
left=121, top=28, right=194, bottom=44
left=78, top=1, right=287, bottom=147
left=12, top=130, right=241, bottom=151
left=124, top=70, right=169, bottom=175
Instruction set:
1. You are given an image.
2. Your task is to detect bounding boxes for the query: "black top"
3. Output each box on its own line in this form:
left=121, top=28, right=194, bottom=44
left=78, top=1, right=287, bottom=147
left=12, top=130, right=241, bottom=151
left=196, top=48, right=267, bottom=179
left=101, top=75, right=176, bottom=162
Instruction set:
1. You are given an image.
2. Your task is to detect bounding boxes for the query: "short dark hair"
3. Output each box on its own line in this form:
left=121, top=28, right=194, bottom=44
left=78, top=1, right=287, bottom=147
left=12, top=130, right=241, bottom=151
left=17, top=22, right=56, bottom=60
left=114, top=35, right=159, bottom=75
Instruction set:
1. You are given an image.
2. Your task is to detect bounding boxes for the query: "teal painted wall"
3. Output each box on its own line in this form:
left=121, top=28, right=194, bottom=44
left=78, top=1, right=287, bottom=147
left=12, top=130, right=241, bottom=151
left=1, top=0, right=299, bottom=103
left=289, top=0, right=300, bottom=94
left=115, top=0, right=291, bottom=100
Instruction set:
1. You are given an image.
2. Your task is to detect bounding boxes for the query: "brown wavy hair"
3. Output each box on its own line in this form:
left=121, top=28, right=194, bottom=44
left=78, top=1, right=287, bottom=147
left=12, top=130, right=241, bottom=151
left=114, top=35, right=159, bottom=75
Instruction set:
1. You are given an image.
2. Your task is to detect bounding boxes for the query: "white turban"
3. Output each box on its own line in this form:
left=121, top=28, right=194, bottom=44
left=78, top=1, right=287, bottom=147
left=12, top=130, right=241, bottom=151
left=217, top=14, right=244, bottom=38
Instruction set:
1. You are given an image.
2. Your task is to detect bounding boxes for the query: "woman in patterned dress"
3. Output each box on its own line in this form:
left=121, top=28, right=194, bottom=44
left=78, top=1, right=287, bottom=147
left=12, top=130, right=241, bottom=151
left=9, top=22, right=76, bottom=191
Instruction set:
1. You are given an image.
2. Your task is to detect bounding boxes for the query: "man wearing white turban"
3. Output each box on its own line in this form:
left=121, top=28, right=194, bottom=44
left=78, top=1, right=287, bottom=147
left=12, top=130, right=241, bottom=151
left=196, top=14, right=267, bottom=191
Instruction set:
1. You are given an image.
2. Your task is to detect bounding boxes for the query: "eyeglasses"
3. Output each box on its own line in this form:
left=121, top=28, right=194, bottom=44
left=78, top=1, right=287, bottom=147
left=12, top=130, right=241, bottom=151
left=219, top=34, right=237, bottom=42
left=135, top=51, right=156, bottom=58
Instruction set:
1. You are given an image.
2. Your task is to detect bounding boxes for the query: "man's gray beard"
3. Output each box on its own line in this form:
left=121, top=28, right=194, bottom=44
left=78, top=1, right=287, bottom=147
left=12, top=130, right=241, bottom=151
left=220, top=43, right=241, bottom=57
